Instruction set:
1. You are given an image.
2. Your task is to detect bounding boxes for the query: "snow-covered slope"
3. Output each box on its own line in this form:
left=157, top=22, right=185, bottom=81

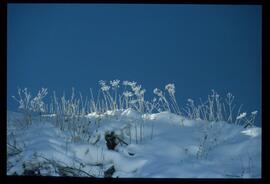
left=7, top=109, right=261, bottom=178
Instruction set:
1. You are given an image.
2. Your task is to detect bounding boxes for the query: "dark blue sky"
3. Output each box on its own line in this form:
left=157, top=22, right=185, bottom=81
left=7, top=4, right=261, bottom=125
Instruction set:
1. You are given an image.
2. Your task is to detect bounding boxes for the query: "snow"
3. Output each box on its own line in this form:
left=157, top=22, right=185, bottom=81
left=236, top=112, right=247, bottom=120
left=251, top=111, right=258, bottom=115
left=7, top=110, right=261, bottom=178
left=121, top=108, right=143, bottom=120
left=241, top=127, right=261, bottom=137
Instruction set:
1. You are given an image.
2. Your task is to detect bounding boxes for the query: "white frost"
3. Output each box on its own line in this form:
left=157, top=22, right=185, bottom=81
left=236, top=112, right=247, bottom=120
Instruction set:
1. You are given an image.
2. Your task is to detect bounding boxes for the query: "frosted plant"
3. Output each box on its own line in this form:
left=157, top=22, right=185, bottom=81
left=12, top=88, right=31, bottom=111
left=128, top=81, right=137, bottom=87
left=153, top=88, right=163, bottom=97
left=123, top=91, right=133, bottom=97
left=110, top=79, right=120, bottom=110
left=202, top=90, right=223, bottom=122
left=183, top=98, right=195, bottom=119
left=12, top=82, right=258, bottom=134
left=187, top=98, right=193, bottom=103
left=225, top=92, right=235, bottom=123
left=165, top=83, right=181, bottom=115
left=132, top=84, right=141, bottom=95
left=248, top=111, right=258, bottom=127
left=182, top=90, right=249, bottom=126
left=198, top=98, right=208, bottom=121
left=79, top=92, right=89, bottom=115
left=101, top=85, right=110, bottom=92
left=123, top=91, right=133, bottom=109
left=12, top=88, right=48, bottom=125
left=12, top=88, right=32, bottom=126
left=207, top=90, right=216, bottom=122
left=99, top=80, right=113, bottom=111
left=153, top=88, right=171, bottom=112
left=183, top=98, right=202, bottom=120
left=99, top=80, right=106, bottom=86
left=165, top=83, right=175, bottom=95
left=213, top=91, right=223, bottom=121
left=119, top=80, right=131, bottom=109
left=50, top=89, right=83, bottom=131
left=236, top=111, right=257, bottom=128
left=130, top=83, right=146, bottom=113
left=110, top=79, right=120, bottom=88
left=125, top=80, right=138, bottom=95
left=89, top=88, right=98, bottom=113
left=99, top=80, right=110, bottom=93
left=145, top=98, right=159, bottom=114
left=139, top=89, right=146, bottom=96
left=30, top=88, right=48, bottom=113
left=29, top=88, right=48, bottom=121
left=137, top=88, right=146, bottom=113
left=122, top=81, right=147, bottom=113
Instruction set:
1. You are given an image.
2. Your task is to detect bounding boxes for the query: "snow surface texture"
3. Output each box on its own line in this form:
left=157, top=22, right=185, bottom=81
left=7, top=109, right=261, bottom=178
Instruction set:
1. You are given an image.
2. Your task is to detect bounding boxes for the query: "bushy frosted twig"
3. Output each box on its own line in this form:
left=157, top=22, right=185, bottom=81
left=12, top=87, right=48, bottom=125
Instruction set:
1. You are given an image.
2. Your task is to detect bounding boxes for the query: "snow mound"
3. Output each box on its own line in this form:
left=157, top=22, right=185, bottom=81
left=145, top=111, right=182, bottom=124
left=241, top=127, right=261, bottom=137
left=7, top=111, right=261, bottom=178
left=121, top=108, right=142, bottom=120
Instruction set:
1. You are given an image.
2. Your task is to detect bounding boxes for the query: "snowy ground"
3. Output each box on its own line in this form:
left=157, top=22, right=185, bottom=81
left=7, top=109, right=261, bottom=178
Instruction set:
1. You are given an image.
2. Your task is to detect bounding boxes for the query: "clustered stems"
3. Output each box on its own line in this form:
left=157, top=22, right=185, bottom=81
left=12, top=81, right=258, bottom=131
left=12, top=88, right=47, bottom=127
left=182, top=90, right=257, bottom=127
left=225, top=92, right=235, bottom=123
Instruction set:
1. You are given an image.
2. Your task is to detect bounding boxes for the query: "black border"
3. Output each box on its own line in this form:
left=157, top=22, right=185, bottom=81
left=1, top=2, right=8, bottom=184
left=1, top=1, right=268, bottom=184
left=2, top=0, right=266, bottom=4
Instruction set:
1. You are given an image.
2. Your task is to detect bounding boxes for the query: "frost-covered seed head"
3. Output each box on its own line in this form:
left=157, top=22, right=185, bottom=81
left=227, top=92, right=233, bottom=98
left=110, top=79, right=120, bottom=88
left=211, top=90, right=216, bottom=97
left=165, top=83, right=175, bottom=95
left=153, top=88, right=163, bottom=97
left=123, top=91, right=133, bottom=97
left=187, top=98, right=194, bottom=103
left=132, top=85, right=144, bottom=97
left=101, top=85, right=110, bottom=91
left=132, top=84, right=141, bottom=92
left=127, top=81, right=137, bottom=88
left=99, top=80, right=106, bottom=86
left=99, top=80, right=110, bottom=91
